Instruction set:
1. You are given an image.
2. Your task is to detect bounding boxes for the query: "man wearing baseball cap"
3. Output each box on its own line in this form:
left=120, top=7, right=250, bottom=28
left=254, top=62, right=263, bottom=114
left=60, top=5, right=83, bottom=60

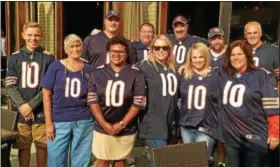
left=81, top=9, right=137, bottom=167
left=170, top=15, right=208, bottom=69
left=208, top=27, right=227, bottom=69
left=81, top=9, right=137, bottom=68
left=208, top=27, right=227, bottom=167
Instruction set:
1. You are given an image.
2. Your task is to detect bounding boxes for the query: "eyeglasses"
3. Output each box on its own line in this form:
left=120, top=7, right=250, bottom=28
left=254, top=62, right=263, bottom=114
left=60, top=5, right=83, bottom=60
left=109, top=50, right=126, bottom=55
left=153, top=46, right=170, bottom=51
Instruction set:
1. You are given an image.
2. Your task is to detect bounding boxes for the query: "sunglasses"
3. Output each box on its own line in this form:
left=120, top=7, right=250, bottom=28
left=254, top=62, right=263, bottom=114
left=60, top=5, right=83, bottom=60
left=153, top=46, right=170, bottom=51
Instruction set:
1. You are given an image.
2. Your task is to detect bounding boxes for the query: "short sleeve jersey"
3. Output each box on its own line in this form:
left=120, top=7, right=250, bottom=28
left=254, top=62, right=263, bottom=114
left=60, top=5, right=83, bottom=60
left=210, top=49, right=225, bottom=69
left=139, top=61, right=179, bottom=139
left=5, top=46, right=55, bottom=123
left=179, top=70, right=220, bottom=139
left=41, top=61, right=93, bottom=122
left=171, top=34, right=209, bottom=68
left=132, top=40, right=150, bottom=62
left=253, top=43, right=279, bottom=79
left=87, top=64, right=146, bottom=136
left=218, top=69, right=279, bottom=153
left=82, top=32, right=138, bottom=68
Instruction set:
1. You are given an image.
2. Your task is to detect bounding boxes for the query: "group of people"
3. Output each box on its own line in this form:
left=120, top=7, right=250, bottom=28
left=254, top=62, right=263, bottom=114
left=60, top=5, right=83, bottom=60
left=5, top=9, right=279, bottom=167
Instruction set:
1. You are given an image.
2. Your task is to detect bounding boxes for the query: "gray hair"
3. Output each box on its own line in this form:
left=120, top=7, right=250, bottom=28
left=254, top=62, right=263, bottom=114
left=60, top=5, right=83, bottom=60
left=64, top=34, right=82, bottom=48
left=244, top=21, right=262, bottom=33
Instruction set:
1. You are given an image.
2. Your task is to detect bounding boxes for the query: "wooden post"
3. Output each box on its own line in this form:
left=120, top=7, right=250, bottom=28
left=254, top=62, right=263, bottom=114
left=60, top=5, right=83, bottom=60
left=15, top=2, right=26, bottom=49
left=55, top=2, right=63, bottom=60
left=218, top=2, right=232, bottom=44
left=159, top=2, right=168, bottom=34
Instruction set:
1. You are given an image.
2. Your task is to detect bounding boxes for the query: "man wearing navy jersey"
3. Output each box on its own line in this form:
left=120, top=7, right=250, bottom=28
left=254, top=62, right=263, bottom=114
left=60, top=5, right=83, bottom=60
left=244, top=21, right=280, bottom=167
left=6, top=22, right=55, bottom=167
left=82, top=9, right=137, bottom=68
left=170, top=15, right=208, bottom=69
left=244, top=21, right=279, bottom=78
left=208, top=27, right=227, bottom=69
left=132, top=22, right=155, bottom=62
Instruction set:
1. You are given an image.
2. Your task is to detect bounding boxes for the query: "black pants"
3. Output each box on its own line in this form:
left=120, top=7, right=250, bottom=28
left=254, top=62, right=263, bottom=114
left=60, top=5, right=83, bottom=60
left=265, top=145, right=280, bottom=167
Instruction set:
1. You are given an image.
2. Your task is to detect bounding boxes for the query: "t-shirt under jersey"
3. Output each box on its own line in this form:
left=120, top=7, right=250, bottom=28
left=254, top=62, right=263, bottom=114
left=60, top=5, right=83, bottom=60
left=41, top=60, right=93, bottom=122
left=5, top=46, right=55, bottom=124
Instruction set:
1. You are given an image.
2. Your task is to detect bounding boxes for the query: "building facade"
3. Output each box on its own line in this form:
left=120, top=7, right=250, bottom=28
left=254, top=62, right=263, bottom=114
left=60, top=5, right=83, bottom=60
left=2, top=2, right=279, bottom=59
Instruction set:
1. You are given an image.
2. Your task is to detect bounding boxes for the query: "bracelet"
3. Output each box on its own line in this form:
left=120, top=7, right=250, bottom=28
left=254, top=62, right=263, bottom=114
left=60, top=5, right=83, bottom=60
left=119, top=121, right=126, bottom=128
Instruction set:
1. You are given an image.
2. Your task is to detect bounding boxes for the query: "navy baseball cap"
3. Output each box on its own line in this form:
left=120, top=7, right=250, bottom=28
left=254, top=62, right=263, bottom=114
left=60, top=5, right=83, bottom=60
left=208, top=27, right=224, bottom=39
left=172, top=15, right=188, bottom=26
left=105, top=10, right=121, bottom=19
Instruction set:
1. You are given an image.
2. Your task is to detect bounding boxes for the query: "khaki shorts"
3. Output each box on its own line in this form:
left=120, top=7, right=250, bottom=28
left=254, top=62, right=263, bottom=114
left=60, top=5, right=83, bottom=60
left=13, top=123, right=46, bottom=149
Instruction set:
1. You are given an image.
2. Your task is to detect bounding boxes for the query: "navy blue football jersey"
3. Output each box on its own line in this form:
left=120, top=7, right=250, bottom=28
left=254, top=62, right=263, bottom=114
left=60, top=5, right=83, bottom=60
left=219, top=69, right=279, bottom=153
left=132, top=40, right=149, bottom=62
left=170, top=34, right=209, bottom=68
left=179, top=70, right=220, bottom=139
left=210, top=49, right=225, bottom=69
left=5, top=46, right=55, bottom=124
left=41, top=61, right=93, bottom=122
left=139, top=60, right=179, bottom=140
left=81, top=32, right=138, bottom=68
left=87, top=64, right=146, bottom=136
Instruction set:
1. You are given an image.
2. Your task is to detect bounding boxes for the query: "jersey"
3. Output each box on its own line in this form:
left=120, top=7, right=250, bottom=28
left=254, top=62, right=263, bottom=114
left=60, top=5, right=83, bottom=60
left=218, top=69, right=279, bottom=153
left=87, top=64, right=146, bottom=136
left=253, top=43, right=279, bottom=79
left=210, top=49, right=225, bottom=69
left=81, top=31, right=138, bottom=69
left=132, top=40, right=150, bottom=62
left=179, top=70, right=220, bottom=139
left=170, top=34, right=209, bottom=68
left=41, top=61, right=93, bottom=122
left=5, top=46, right=55, bottom=124
left=139, top=60, right=179, bottom=140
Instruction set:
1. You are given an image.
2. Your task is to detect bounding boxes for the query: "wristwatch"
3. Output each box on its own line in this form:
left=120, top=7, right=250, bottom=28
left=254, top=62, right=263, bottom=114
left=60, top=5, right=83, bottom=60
left=119, top=121, right=126, bottom=129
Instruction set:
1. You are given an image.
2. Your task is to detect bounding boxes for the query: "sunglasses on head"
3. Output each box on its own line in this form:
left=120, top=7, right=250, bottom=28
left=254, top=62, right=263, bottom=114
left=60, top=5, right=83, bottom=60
left=153, top=46, right=170, bottom=51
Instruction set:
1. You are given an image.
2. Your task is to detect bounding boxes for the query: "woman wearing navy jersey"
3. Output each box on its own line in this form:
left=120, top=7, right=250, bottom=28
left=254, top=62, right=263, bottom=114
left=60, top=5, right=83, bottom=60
left=179, top=43, right=219, bottom=166
left=219, top=40, right=279, bottom=167
left=87, top=36, right=146, bottom=167
left=138, top=35, right=179, bottom=167
left=41, top=34, right=94, bottom=167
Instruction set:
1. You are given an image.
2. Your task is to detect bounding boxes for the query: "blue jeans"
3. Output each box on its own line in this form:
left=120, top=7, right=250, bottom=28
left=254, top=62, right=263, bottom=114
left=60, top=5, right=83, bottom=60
left=225, top=144, right=265, bottom=167
left=146, top=139, right=167, bottom=167
left=48, top=118, right=94, bottom=167
left=180, top=127, right=215, bottom=164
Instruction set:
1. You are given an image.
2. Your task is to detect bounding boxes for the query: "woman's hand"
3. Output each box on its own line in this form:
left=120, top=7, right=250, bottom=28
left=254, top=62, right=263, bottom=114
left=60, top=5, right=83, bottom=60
left=46, top=122, right=55, bottom=141
left=102, top=122, right=116, bottom=135
left=267, top=136, right=280, bottom=150
left=112, top=122, right=124, bottom=135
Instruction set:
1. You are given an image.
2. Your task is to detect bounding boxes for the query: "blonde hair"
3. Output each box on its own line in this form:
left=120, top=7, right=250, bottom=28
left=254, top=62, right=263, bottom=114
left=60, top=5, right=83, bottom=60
left=244, top=21, right=262, bottom=33
left=146, top=34, right=176, bottom=72
left=64, top=34, right=83, bottom=48
left=184, top=42, right=210, bottom=79
left=22, top=21, right=42, bottom=32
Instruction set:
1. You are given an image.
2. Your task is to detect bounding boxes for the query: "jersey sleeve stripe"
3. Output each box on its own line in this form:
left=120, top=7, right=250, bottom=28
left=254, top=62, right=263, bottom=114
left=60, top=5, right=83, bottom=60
left=133, top=96, right=146, bottom=107
left=80, top=57, right=89, bottom=63
left=263, top=105, right=279, bottom=109
left=5, top=81, right=17, bottom=86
